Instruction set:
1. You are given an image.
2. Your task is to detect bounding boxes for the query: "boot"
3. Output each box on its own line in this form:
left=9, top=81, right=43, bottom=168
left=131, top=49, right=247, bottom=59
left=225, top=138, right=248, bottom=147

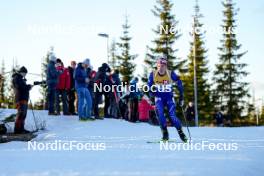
left=161, top=127, right=169, bottom=141
left=177, top=128, right=188, bottom=143
left=14, top=128, right=31, bottom=134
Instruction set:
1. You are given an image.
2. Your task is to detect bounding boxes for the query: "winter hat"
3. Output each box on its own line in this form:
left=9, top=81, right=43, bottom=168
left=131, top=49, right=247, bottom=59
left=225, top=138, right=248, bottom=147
left=49, top=54, right=57, bottom=62
left=56, top=58, right=62, bottom=63
left=18, top=66, right=28, bottom=73
left=83, top=58, right=90, bottom=66
left=102, top=63, right=111, bottom=72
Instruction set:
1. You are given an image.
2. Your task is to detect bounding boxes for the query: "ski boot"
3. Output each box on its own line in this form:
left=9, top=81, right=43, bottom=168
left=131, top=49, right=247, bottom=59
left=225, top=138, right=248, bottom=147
left=161, top=127, right=169, bottom=141
left=177, top=128, right=188, bottom=143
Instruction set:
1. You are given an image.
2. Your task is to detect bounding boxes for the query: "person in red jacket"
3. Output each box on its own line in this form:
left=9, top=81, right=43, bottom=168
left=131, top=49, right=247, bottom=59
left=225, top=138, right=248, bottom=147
left=138, top=95, right=155, bottom=122
left=55, top=59, right=70, bottom=115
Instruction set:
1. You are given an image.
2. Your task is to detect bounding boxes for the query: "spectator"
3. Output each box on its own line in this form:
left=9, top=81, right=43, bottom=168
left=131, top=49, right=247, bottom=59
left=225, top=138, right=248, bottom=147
left=138, top=95, right=155, bottom=122
left=215, top=110, right=224, bottom=127
left=68, top=61, right=77, bottom=115
left=94, top=63, right=112, bottom=119
left=55, top=59, right=70, bottom=115
left=84, top=58, right=97, bottom=117
left=47, top=55, right=61, bottom=115
left=109, top=70, right=122, bottom=118
left=74, top=60, right=93, bottom=121
left=185, top=102, right=195, bottom=122
left=128, top=77, right=141, bottom=122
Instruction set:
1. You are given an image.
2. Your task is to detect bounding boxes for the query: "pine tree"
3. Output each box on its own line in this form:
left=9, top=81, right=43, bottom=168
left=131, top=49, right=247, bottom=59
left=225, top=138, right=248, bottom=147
left=144, top=0, right=185, bottom=73
left=213, top=0, right=249, bottom=120
left=0, top=60, right=7, bottom=108
left=141, top=48, right=151, bottom=83
left=184, top=0, right=212, bottom=119
left=109, top=39, right=119, bottom=70
left=142, top=61, right=150, bottom=84
left=117, top=15, right=137, bottom=83
left=261, top=105, right=264, bottom=119
left=6, top=59, right=20, bottom=108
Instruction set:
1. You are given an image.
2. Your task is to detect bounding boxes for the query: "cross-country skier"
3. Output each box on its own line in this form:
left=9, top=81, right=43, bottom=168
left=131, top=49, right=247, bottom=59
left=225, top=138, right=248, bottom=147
left=148, top=57, right=188, bottom=142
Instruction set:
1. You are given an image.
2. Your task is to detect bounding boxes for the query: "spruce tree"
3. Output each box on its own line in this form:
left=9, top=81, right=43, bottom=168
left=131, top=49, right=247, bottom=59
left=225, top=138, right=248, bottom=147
left=141, top=48, right=150, bottom=83
left=0, top=60, right=6, bottom=108
left=261, top=105, right=264, bottom=119
left=213, top=0, right=249, bottom=120
left=39, top=47, right=54, bottom=110
left=6, top=59, right=19, bottom=108
left=109, top=39, right=119, bottom=70
left=144, top=0, right=185, bottom=73
left=184, top=0, right=211, bottom=119
left=117, top=15, right=137, bottom=83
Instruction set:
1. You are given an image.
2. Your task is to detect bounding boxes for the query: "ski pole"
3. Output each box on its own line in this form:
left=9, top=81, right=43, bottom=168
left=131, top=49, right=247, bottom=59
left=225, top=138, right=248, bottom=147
left=181, top=106, right=191, bottom=143
left=29, top=99, right=38, bottom=131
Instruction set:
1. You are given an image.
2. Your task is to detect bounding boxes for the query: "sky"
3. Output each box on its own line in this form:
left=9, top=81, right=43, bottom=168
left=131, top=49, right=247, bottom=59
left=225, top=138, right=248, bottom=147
left=0, top=0, right=263, bottom=107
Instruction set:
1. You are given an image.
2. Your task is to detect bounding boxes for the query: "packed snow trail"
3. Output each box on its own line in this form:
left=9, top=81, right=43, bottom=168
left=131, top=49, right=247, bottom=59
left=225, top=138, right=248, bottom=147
left=0, top=109, right=264, bottom=176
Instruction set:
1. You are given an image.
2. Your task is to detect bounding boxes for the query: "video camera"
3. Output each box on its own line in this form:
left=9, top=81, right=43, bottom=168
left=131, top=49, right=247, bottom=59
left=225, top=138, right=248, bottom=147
left=33, top=81, right=46, bottom=86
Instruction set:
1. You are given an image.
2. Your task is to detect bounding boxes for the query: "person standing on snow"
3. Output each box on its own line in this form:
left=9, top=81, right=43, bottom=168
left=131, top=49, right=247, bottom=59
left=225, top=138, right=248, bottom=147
left=94, top=63, right=112, bottom=119
left=147, top=57, right=188, bottom=142
left=74, top=60, right=93, bottom=121
left=128, top=77, right=141, bottom=122
left=47, top=55, right=61, bottom=115
left=84, top=58, right=97, bottom=117
left=68, top=61, right=77, bottom=115
left=12, top=66, right=32, bottom=134
left=109, top=69, right=122, bottom=119
left=55, top=59, right=70, bottom=115
left=185, top=101, right=195, bottom=123
left=214, top=109, right=224, bottom=127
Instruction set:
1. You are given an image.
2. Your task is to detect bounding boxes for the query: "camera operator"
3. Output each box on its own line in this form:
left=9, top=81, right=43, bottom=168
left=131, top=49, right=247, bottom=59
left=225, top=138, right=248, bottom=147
left=12, top=66, right=32, bottom=134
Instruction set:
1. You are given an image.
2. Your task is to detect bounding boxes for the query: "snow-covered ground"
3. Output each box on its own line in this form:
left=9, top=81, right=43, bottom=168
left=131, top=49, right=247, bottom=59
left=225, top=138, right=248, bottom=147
left=0, top=109, right=264, bottom=176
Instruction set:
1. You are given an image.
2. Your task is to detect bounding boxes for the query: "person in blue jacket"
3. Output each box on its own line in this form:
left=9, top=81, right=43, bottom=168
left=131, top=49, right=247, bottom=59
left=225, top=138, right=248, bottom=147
left=74, top=60, right=93, bottom=121
left=128, top=77, right=142, bottom=122
left=148, top=56, right=187, bottom=142
left=47, top=55, right=61, bottom=115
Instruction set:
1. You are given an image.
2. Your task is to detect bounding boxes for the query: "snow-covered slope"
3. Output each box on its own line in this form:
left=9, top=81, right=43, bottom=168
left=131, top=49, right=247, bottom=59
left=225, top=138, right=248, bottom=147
left=0, top=109, right=264, bottom=176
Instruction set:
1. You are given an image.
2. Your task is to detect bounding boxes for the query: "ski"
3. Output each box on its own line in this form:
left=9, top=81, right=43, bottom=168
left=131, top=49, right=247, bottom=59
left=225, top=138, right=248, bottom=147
left=146, top=140, right=179, bottom=144
left=0, top=132, right=37, bottom=143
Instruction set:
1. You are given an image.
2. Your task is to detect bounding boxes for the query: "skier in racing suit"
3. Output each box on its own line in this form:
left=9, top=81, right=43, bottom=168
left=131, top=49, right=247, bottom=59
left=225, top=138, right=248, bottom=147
left=148, top=57, right=187, bottom=142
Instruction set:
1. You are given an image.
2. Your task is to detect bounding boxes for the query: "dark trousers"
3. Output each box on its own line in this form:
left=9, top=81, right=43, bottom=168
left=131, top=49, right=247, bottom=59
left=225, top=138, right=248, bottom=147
left=94, top=92, right=110, bottom=118
left=88, top=87, right=95, bottom=116
left=47, top=87, right=56, bottom=113
left=109, top=96, right=120, bottom=118
left=56, top=89, right=68, bottom=115
left=128, top=98, right=138, bottom=122
left=15, top=100, right=28, bottom=132
left=68, top=89, right=76, bottom=114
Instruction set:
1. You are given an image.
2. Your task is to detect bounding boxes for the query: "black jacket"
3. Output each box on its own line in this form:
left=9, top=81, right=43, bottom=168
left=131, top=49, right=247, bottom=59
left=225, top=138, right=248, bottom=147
left=68, top=66, right=75, bottom=90
left=12, top=73, right=31, bottom=102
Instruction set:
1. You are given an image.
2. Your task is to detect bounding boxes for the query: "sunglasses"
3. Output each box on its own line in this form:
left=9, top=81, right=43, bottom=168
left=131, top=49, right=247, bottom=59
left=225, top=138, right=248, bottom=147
left=157, top=60, right=167, bottom=65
